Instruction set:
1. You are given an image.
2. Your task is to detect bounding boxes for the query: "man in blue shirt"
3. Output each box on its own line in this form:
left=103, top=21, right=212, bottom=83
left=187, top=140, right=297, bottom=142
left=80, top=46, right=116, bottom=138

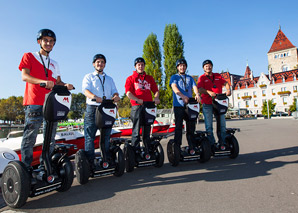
left=170, top=59, right=200, bottom=154
left=82, top=54, right=120, bottom=169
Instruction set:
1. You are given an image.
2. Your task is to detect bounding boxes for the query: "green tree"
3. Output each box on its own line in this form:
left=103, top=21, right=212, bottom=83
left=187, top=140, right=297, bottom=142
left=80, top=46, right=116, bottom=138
left=289, top=98, right=297, bottom=112
left=118, top=93, right=131, bottom=118
left=261, top=99, right=276, bottom=118
left=142, top=33, right=162, bottom=87
left=69, top=93, right=86, bottom=119
left=162, top=23, right=184, bottom=108
left=0, top=96, right=24, bottom=123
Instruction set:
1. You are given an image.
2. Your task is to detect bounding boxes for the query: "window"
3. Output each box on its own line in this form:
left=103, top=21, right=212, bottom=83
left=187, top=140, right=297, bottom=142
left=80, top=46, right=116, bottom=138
left=238, top=102, right=241, bottom=108
left=281, top=87, right=286, bottom=92
left=274, top=54, right=278, bottom=59
left=254, top=100, right=258, bottom=105
left=244, top=92, right=248, bottom=96
left=245, top=100, right=249, bottom=107
left=293, top=86, right=297, bottom=91
left=282, top=66, right=288, bottom=72
left=262, top=99, right=266, bottom=103
left=283, top=97, right=287, bottom=103
left=272, top=89, right=275, bottom=93
left=237, top=94, right=240, bottom=99
left=262, top=90, right=266, bottom=95
left=272, top=78, right=275, bottom=84
left=272, top=98, right=276, bottom=104
left=253, top=91, right=257, bottom=96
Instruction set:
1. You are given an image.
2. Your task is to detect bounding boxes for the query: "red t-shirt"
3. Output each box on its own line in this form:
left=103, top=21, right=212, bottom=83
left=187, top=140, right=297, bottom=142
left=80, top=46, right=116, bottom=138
left=197, top=73, right=227, bottom=104
left=125, top=71, right=159, bottom=106
left=19, top=52, right=60, bottom=106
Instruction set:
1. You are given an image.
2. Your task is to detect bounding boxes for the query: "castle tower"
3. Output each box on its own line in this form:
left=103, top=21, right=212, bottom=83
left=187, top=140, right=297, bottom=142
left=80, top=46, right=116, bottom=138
left=267, top=27, right=298, bottom=74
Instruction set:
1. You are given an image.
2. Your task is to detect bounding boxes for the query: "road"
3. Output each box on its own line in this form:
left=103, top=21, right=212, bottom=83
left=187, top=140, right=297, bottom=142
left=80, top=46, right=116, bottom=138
left=1, top=118, right=298, bottom=213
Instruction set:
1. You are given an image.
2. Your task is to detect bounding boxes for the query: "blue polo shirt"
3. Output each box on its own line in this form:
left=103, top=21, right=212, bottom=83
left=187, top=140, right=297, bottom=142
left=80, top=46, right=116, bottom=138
left=170, top=73, right=196, bottom=107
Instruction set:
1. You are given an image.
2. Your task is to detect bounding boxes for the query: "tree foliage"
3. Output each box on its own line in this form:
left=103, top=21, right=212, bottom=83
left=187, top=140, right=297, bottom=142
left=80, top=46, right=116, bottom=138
left=117, top=93, right=131, bottom=118
left=261, top=99, right=276, bottom=118
left=162, top=24, right=184, bottom=108
left=289, top=98, right=297, bottom=112
left=69, top=93, right=86, bottom=120
left=142, top=33, right=162, bottom=87
left=0, top=96, right=24, bottom=123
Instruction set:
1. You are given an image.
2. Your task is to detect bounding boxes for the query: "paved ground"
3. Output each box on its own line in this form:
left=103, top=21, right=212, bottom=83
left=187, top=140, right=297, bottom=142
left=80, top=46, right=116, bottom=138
left=1, top=118, right=298, bottom=213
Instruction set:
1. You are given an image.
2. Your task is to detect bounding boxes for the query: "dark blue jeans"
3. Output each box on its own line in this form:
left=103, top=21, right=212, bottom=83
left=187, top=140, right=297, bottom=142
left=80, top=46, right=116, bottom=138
left=21, top=105, right=57, bottom=168
left=84, top=104, right=112, bottom=163
left=130, top=105, right=151, bottom=148
left=174, top=106, right=196, bottom=149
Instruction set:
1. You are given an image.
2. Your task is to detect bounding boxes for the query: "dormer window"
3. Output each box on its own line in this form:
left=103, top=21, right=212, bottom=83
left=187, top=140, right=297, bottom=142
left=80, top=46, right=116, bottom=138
left=282, top=76, right=285, bottom=83
left=294, top=75, right=296, bottom=81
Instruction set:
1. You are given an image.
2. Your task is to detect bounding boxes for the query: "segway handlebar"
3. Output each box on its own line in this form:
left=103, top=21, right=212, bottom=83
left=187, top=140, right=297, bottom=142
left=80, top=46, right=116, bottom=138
left=40, top=83, right=75, bottom=90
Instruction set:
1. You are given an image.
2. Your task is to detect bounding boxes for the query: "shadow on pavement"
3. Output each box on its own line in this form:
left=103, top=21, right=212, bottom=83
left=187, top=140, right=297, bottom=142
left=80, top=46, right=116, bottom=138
left=2, top=145, right=298, bottom=210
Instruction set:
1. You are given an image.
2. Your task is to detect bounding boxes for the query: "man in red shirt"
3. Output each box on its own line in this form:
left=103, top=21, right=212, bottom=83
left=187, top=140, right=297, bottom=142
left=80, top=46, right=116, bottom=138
left=19, top=29, right=73, bottom=169
left=125, top=57, right=160, bottom=147
left=197, top=60, right=231, bottom=152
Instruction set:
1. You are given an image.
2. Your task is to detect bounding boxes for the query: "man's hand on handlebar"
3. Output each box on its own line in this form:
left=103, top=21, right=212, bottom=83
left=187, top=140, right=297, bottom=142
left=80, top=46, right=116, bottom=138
left=226, top=90, right=231, bottom=96
left=112, top=95, right=120, bottom=103
left=44, top=81, right=54, bottom=89
left=154, top=97, right=160, bottom=105
left=207, top=90, right=216, bottom=98
left=65, top=83, right=74, bottom=90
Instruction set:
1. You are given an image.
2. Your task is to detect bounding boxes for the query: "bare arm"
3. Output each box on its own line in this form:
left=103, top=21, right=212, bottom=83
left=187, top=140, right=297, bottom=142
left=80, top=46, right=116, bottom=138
left=153, top=91, right=160, bottom=104
left=171, top=83, right=189, bottom=104
left=193, top=85, right=201, bottom=102
left=126, top=91, right=143, bottom=104
left=21, top=68, right=54, bottom=89
left=224, top=82, right=231, bottom=96
left=198, top=87, right=216, bottom=98
left=84, top=89, right=102, bottom=103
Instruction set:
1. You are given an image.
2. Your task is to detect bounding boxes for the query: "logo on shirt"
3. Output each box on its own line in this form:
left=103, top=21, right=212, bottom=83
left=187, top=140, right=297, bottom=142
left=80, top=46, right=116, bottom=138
left=63, top=97, right=69, bottom=103
left=135, top=79, right=151, bottom=90
left=50, top=62, right=55, bottom=69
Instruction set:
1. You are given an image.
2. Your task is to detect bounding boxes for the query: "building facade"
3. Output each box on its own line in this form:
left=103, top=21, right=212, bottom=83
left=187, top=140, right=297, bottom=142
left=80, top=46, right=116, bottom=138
left=223, top=28, right=298, bottom=115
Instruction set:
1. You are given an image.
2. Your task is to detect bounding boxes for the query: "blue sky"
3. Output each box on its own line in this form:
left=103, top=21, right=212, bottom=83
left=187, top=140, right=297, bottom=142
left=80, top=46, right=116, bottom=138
left=1, top=0, right=298, bottom=99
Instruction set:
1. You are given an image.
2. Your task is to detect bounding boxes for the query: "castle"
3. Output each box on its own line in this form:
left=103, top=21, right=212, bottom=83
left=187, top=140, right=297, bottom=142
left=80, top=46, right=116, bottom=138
left=222, top=27, right=298, bottom=115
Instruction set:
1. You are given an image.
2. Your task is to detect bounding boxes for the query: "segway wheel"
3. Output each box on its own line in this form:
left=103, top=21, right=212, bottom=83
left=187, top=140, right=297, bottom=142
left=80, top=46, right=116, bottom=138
left=1, top=161, right=30, bottom=208
left=75, top=150, right=90, bottom=184
left=167, top=139, right=180, bottom=167
left=154, top=143, right=164, bottom=168
left=199, top=137, right=211, bottom=163
left=124, top=144, right=135, bottom=172
left=56, top=158, right=74, bottom=192
left=114, top=149, right=125, bottom=177
left=227, top=135, right=239, bottom=159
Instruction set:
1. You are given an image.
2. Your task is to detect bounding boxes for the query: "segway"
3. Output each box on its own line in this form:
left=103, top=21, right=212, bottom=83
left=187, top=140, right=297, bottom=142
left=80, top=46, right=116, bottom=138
left=212, top=94, right=240, bottom=159
left=1, top=84, right=75, bottom=208
left=167, top=98, right=211, bottom=167
left=75, top=99, right=125, bottom=185
left=124, top=101, right=164, bottom=172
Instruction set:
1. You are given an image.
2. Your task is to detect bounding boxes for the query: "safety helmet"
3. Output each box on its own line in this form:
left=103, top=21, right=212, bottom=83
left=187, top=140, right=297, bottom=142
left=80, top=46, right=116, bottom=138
left=37, top=29, right=56, bottom=41
left=176, top=58, right=187, bottom=68
left=202, top=59, right=213, bottom=68
left=134, top=57, right=146, bottom=66
left=93, top=54, right=106, bottom=63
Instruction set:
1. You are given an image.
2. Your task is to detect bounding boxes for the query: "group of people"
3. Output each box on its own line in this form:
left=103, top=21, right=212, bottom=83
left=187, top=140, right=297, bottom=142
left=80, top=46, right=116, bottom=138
left=19, top=29, right=231, bottom=170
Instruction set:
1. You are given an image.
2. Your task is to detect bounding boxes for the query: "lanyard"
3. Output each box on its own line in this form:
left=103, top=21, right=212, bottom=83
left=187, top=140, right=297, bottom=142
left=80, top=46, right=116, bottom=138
left=206, top=74, right=217, bottom=88
left=97, top=74, right=106, bottom=98
left=179, top=74, right=188, bottom=92
left=38, top=52, right=50, bottom=80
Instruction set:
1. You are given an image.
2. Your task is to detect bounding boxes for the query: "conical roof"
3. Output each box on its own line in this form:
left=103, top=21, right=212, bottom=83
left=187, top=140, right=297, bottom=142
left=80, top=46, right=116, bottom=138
left=268, top=29, right=295, bottom=53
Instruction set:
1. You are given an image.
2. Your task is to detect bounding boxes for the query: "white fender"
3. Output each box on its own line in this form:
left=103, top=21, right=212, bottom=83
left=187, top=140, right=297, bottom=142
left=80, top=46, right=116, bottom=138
left=0, top=147, right=19, bottom=175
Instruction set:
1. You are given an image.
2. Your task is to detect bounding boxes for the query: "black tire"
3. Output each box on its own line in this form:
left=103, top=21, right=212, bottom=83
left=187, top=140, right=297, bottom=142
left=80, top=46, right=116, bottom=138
left=75, top=150, right=90, bottom=184
left=1, top=161, right=30, bottom=208
left=167, top=139, right=180, bottom=167
left=124, top=144, right=135, bottom=172
left=57, top=158, right=74, bottom=192
left=227, top=135, right=239, bottom=159
left=154, top=143, right=164, bottom=168
left=199, top=137, right=211, bottom=163
left=114, top=149, right=125, bottom=177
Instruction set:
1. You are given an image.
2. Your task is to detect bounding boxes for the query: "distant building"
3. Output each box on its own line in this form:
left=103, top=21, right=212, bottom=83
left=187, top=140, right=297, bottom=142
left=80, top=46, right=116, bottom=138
left=220, top=27, right=298, bottom=114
